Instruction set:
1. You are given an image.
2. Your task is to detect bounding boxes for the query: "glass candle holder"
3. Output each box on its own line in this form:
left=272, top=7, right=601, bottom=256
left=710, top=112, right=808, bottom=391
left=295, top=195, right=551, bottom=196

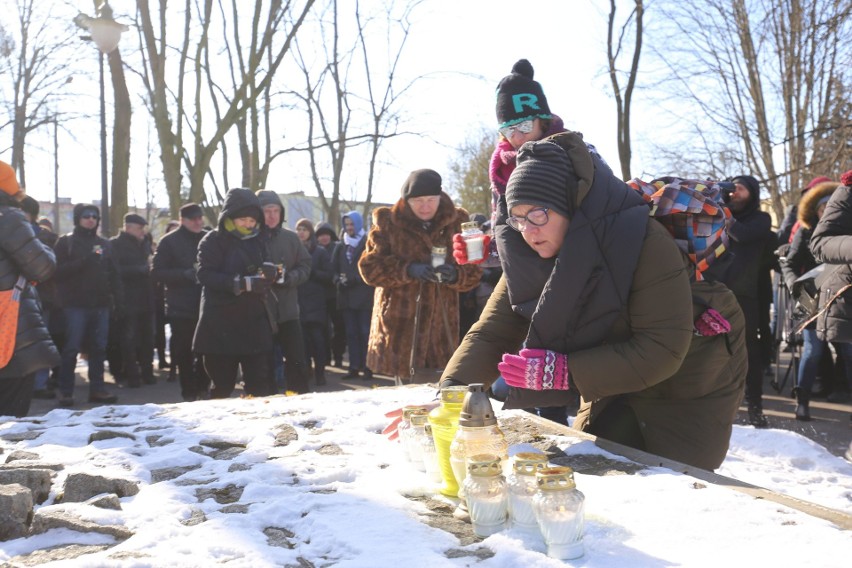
left=406, top=412, right=430, bottom=472
left=463, top=454, right=508, bottom=537
left=428, top=385, right=467, bottom=497
left=460, top=221, right=485, bottom=262
left=420, top=424, right=442, bottom=484
left=507, top=452, right=549, bottom=531
left=532, top=466, right=585, bottom=560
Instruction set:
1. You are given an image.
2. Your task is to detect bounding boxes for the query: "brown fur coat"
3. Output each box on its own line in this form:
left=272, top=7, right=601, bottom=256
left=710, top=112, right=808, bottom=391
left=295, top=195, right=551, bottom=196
left=359, top=194, right=482, bottom=378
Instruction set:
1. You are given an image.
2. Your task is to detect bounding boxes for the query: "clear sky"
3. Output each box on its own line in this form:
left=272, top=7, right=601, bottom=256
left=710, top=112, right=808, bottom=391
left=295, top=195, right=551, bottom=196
left=16, top=0, right=644, bottom=214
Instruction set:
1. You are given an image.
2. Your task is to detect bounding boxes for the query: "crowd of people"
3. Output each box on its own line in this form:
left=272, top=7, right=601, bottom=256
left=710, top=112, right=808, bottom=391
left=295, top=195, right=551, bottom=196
left=2, top=58, right=851, bottom=473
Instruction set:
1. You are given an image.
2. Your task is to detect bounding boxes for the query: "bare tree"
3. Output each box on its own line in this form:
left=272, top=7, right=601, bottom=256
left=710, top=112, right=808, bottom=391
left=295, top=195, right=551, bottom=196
left=607, top=0, right=643, bottom=181
left=134, top=0, right=316, bottom=218
left=284, top=0, right=423, bottom=230
left=651, top=0, right=851, bottom=218
left=0, top=0, right=75, bottom=188
left=447, top=128, right=493, bottom=217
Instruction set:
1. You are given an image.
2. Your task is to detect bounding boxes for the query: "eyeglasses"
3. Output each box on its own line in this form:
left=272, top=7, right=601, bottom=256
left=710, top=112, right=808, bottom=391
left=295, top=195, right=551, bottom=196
left=507, top=207, right=549, bottom=232
left=80, top=213, right=99, bottom=220
left=499, top=120, right=535, bottom=139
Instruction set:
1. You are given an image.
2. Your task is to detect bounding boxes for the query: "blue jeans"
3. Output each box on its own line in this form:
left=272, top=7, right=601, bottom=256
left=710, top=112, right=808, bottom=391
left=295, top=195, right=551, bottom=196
left=342, top=308, right=371, bottom=371
left=798, top=329, right=825, bottom=393
left=798, top=329, right=852, bottom=393
left=59, top=307, right=110, bottom=397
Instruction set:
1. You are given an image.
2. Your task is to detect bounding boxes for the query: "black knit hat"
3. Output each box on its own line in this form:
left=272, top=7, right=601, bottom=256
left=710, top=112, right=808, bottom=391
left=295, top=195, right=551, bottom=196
left=732, top=175, right=760, bottom=201
left=179, top=202, right=203, bottom=219
left=20, top=195, right=39, bottom=219
left=401, top=169, right=442, bottom=200
left=124, top=213, right=148, bottom=226
left=506, top=140, right=576, bottom=219
left=495, top=59, right=551, bottom=128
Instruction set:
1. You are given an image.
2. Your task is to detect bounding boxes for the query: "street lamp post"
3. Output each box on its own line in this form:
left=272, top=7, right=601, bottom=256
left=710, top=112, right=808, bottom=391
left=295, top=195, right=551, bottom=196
left=74, top=9, right=127, bottom=237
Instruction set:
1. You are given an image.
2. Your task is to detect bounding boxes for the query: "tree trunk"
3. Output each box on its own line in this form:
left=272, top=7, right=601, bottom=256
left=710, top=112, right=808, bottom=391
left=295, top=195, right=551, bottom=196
left=108, top=48, right=131, bottom=226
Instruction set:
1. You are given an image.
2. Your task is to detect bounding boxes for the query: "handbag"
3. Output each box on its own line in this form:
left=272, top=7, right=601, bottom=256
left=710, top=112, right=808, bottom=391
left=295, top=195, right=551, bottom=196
left=0, top=276, right=27, bottom=368
left=790, top=264, right=824, bottom=333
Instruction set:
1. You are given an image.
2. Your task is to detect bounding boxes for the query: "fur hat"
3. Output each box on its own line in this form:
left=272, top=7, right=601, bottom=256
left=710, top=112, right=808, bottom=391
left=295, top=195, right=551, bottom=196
left=0, top=160, right=20, bottom=196
left=495, top=59, right=551, bottom=128
left=401, top=169, right=442, bottom=200
left=506, top=140, right=576, bottom=219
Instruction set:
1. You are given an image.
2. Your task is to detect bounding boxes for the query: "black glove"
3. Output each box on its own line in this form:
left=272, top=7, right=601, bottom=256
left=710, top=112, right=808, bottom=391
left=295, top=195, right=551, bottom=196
left=183, top=268, right=198, bottom=282
left=436, top=264, right=459, bottom=284
left=407, top=263, right=438, bottom=282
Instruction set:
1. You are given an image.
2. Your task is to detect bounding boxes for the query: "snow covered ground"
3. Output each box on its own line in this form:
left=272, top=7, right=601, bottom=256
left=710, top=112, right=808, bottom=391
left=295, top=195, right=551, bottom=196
left=1, top=385, right=851, bottom=566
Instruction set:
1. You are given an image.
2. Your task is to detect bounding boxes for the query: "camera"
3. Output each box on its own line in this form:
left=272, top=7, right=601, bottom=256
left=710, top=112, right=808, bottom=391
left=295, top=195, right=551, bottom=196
left=718, top=181, right=735, bottom=204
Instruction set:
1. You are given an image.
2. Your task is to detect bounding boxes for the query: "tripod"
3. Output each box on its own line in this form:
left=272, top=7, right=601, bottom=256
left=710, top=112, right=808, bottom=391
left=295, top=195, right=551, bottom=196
left=770, top=277, right=799, bottom=396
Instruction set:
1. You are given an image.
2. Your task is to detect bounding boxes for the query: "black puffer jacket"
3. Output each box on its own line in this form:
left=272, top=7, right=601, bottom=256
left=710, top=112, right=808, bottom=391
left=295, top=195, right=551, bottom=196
left=152, top=225, right=207, bottom=320
left=193, top=189, right=274, bottom=355
left=298, top=240, right=332, bottom=325
left=54, top=221, right=122, bottom=310
left=810, top=181, right=852, bottom=342
left=0, top=194, right=60, bottom=378
left=110, top=231, right=154, bottom=314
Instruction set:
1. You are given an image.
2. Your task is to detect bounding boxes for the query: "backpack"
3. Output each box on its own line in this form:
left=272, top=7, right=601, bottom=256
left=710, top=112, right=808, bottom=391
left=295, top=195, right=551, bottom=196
left=0, top=276, right=27, bottom=368
left=627, top=177, right=736, bottom=338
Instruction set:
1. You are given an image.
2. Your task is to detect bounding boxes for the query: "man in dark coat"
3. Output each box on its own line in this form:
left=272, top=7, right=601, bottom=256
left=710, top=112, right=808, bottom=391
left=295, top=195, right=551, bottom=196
left=0, top=161, right=60, bottom=417
left=110, top=213, right=155, bottom=387
left=707, top=175, right=775, bottom=427
left=315, top=221, right=346, bottom=368
left=152, top=203, right=209, bottom=401
left=296, top=218, right=333, bottom=387
left=53, top=203, right=122, bottom=407
left=256, top=190, right=312, bottom=394
left=193, top=189, right=276, bottom=398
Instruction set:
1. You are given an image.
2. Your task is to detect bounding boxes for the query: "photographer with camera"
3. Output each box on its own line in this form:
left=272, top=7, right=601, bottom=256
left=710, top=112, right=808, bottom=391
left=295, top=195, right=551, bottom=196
left=193, top=188, right=277, bottom=399
left=708, top=175, right=775, bottom=427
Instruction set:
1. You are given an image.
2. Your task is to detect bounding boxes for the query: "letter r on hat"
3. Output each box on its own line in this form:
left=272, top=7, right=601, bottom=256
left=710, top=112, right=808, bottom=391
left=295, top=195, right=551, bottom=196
left=513, top=94, right=541, bottom=113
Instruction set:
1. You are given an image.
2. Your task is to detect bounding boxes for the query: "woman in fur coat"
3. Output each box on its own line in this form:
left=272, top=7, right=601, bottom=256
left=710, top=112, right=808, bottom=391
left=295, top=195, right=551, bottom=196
left=359, top=169, right=481, bottom=382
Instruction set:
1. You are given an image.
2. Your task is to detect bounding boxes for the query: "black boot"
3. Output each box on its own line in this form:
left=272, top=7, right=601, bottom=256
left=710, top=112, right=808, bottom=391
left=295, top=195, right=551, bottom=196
left=314, top=364, right=327, bottom=386
left=748, top=404, right=769, bottom=428
left=795, top=389, right=811, bottom=421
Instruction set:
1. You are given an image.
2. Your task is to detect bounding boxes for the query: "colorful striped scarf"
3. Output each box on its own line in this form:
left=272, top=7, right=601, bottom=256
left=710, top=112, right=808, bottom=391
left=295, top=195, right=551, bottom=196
left=627, top=177, right=732, bottom=281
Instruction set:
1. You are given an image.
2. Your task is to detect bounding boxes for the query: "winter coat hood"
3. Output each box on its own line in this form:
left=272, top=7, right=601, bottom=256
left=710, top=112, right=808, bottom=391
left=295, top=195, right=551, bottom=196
left=73, top=203, right=101, bottom=230
left=730, top=175, right=761, bottom=218
left=797, top=180, right=840, bottom=230
left=342, top=211, right=364, bottom=234
left=296, top=218, right=317, bottom=251
left=218, top=188, right=263, bottom=230
left=315, top=221, right=338, bottom=241
left=255, top=190, right=285, bottom=227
